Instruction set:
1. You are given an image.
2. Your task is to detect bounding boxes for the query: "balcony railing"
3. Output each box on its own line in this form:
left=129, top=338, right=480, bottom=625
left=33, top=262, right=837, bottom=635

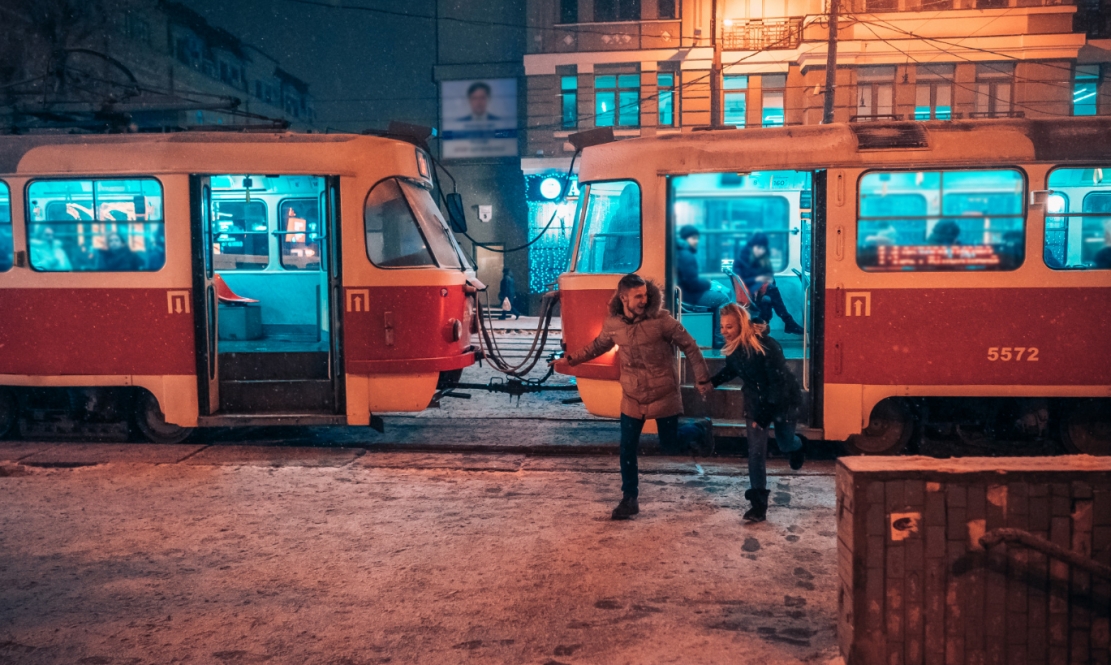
left=529, top=20, right=683, bottom=54
left=721, top=18, right=803, bottom=51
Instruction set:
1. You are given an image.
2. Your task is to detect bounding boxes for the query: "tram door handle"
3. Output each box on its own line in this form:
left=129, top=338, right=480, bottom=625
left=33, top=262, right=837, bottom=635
left=384, top=311, right=396, bottom=347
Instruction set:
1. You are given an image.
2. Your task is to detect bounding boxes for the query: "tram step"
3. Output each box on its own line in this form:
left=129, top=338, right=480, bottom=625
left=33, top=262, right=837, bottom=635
left=219, top=379, right=335, bottom=414
left=219, top=352, right=330, bottom=381
left=710, top=418, right=825, bottom=442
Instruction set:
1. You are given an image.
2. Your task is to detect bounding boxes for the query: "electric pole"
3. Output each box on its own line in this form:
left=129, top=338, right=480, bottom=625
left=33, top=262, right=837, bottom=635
left=710, top=0, right=722, bottom=126
left=822, top=0, right=839, bottom=124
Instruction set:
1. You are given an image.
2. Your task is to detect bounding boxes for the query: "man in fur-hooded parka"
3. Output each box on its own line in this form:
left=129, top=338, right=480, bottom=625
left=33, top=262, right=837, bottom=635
left=566, top=277, right=712, bottom=420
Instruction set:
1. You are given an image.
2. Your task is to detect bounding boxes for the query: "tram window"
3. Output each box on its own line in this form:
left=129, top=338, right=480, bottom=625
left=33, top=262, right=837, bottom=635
left=212, top=200, right=268, bottom=270
left=856, top=169, right=1025, bottom=272
left=0, top=182, right=11, bottom=272
left=1045, top=167, right=1111, bottom=270
left=279, top=199, right=321, bottom=271
left=365, top=178, right=436, bottom=268
left=573, top=180, right=640, bottom=274
left=27, top=178, right=166, bottom=272
left=398, top=180, right=464, bottom=270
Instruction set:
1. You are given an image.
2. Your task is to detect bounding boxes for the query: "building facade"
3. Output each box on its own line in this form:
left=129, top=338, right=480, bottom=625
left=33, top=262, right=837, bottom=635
left=521, top=0, right=1111, bottom=287
left=0, top=0, right=314, bottom=132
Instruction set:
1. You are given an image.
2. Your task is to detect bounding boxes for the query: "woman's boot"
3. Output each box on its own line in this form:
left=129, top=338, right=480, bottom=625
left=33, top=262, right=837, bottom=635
left=743, top=489, right=771, bottom=522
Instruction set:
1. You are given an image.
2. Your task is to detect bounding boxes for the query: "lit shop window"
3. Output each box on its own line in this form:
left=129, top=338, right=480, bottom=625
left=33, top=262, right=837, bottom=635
left=857, top=169, right=1026, bottom=272
left=27, top=178, right=166, bottom=272
left=1044, top=167, right=1111, bottom=270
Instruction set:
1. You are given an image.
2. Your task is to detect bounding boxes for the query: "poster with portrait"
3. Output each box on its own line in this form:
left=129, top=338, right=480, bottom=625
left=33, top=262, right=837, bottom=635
left=441, top=78, right=518, bottom=159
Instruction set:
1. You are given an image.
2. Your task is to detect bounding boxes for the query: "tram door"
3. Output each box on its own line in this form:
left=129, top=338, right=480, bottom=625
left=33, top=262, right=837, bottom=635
left=190, top=177, right=220, bottom=414
left=668, top=170, right=822, bottom=431
left=191, top=175, right=341, bottom=419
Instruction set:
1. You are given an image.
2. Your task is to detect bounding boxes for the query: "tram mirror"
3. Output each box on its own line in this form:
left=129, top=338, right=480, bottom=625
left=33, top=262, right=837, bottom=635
left=446, top=192, right=467, bottom=233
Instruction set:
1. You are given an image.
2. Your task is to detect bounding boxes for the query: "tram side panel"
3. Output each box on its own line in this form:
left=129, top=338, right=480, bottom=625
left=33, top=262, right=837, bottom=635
left=0, top=173, right=200, bottom=427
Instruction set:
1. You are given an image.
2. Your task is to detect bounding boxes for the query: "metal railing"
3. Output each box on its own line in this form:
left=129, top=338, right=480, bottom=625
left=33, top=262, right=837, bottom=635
left=721, top=18, right=804, bottom=51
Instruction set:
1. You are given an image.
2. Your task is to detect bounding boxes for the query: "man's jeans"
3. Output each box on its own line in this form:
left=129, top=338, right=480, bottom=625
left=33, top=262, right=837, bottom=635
left=745, top=417, right=801, bottom=492
left=619, top=414, right=679, bottom=498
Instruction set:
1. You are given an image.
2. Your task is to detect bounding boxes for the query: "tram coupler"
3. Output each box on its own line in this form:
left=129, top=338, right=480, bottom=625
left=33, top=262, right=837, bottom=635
left=454, top=378, right=579, bottom=405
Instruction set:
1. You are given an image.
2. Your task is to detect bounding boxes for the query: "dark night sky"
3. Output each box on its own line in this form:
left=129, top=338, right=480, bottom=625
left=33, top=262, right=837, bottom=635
left=182, top=0, right=440, bottom=131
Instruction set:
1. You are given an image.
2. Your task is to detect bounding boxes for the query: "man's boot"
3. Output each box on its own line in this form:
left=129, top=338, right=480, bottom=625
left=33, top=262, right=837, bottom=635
left=611, top=495, right=639, bottom=520
left=742, top=489, right=770, bottom=522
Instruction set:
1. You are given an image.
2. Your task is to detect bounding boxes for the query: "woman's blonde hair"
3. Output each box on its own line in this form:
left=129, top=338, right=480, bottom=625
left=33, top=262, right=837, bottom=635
left=720, top=303, right=767, bottom=357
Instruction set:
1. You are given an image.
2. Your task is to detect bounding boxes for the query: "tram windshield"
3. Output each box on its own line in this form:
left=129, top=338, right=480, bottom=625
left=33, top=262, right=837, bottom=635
left=366, top=178, right=469, bottom=270
left=1045, top=167, right=1111, bottom=270
left=572, top=180, right=641, bottom=273
left=857, top=169, right=1026, bottom=271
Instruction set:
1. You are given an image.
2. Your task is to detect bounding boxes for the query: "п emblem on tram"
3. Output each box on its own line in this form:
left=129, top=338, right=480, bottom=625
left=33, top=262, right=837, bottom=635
left=845, top=291, right=871, bottom=317
left=167, top=291, right=191, bottom=314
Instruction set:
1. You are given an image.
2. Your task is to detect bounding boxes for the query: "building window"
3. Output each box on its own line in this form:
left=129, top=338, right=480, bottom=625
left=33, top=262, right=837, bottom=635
left=573, top=180, right=641, bottom=274
left=560, top=0, right=578, bottom=23
left=914, top=64, right=954, bottom=121
left=1044, top=167, right=1111, bottom=269
left=658, top=70, right=677, bottom=126
left=857, top=169, right=1026, bottom=272
left=658, top=0, right=678, bottom=19
left=761, top=74, right=786, bottom=127
left=724, top=75, right=748, bottom=126
left=594, top=0, right=640, bottom=22
left=0, top=181, right=11, bottom=272
left=1074, top=65, right=1100, bottom=116
left=855, top=66, right=895, bottom=120
left=974, top=63, right=1014, bottom=118
left=561, top=75, right=578, bottom=128
left=595, top=72, right=640, bottom=128
left=27, top=178, right=166, bottom=272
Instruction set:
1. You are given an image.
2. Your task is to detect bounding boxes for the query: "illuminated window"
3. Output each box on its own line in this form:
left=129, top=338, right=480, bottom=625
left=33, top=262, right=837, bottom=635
left=855, top=66, right=895, bottom=121
left=279, top=199, right=322, bottom=271
left=595, top=71, right=640, bottom=128
left=212, top=200, right=268, bottom=270
left=761, top=74, right=786, bottom=127
left=26, top=178, right=166, bottom=272
left=914, top=64, right=953, bottom=121
left=724, top=75, right=748, bottom=126
left=0, top=181, right=10, bottom=272
left=1073, top=65, right=1100, bottom=117
left=561, top=74, right=578, bottom=129
left=573, top=180, right=641, bottom=273
left=1045, top=167, right=1111, bottom=270
left=658, top=70, right=677, bottom=126
left=857, top=169, right=1026, bottom=272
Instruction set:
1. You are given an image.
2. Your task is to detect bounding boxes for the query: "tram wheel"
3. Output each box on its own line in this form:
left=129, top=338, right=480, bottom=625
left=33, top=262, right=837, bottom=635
left=1060, top=399, right=1111, bottom=456
left=845, top=398, right=915, bottom=456
left=133, top=392, right=193, bottom=444
left=0, top=388, right=17, bottom=440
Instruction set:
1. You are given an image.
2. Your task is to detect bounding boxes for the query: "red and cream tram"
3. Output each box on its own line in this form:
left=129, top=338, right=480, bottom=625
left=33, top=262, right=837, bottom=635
left=556, top=117, right=1111, bottom=455
left=0, top=132, right=475, bottom=442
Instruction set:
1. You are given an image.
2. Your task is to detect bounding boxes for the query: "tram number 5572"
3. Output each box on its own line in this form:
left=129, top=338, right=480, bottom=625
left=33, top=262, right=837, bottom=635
left=987, top=347, right=1039, bottom=362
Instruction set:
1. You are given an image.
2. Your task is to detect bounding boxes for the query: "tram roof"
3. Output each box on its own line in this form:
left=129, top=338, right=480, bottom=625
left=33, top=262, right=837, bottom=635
left=577, top=117, right=1111, bottom=180
left=0, top=132, right=416, bottom=176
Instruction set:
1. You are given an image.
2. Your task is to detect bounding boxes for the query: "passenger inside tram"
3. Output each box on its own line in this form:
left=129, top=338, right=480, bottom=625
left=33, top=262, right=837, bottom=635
left=25, top=178, right=166, bottom=272
left=670, top=171, right=810, bottom=352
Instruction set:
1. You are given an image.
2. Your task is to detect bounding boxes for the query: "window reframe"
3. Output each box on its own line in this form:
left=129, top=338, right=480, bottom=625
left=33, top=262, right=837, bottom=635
left=0, top=180, right=11, bottom=273
left=363, top=176, right=439, bottom=270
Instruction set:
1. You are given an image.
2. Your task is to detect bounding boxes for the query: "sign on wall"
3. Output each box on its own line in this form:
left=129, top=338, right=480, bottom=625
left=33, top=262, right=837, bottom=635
left=441, top=79, right=518, bottom=159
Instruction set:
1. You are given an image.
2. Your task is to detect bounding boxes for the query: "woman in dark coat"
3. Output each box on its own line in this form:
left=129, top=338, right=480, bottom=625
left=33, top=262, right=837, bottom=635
left=734, top=233, right=803, bottom=335
left=97, top=233, right=144, bottom=271
left=710, top=302, right=804, bottom=522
